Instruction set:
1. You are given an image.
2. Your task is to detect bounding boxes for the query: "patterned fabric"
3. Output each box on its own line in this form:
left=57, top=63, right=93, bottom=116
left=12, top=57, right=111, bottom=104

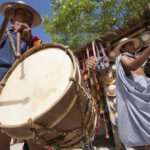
left=116, top=52, right=150, bottom=148
left=32, top=36, right=42, bottom=46
left=86, top=56, right=98, bottom=71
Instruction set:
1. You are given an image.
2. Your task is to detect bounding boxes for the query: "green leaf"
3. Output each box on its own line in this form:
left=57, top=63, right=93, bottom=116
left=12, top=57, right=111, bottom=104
left=42, top=0, right=149, bottom=50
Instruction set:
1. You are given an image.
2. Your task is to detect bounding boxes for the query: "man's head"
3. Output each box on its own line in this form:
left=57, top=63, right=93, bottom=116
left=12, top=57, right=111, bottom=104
left=120, top=41, right=136, bottom=54
left=0, top=1, right=41, bottom=28
left=11, top=8, right=33, bottom=27
left=114, top=38, right=140, bottom=58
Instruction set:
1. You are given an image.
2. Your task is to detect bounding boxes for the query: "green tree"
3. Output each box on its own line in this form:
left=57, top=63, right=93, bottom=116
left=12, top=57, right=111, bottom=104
left=42, top=0, right=149, bottom=50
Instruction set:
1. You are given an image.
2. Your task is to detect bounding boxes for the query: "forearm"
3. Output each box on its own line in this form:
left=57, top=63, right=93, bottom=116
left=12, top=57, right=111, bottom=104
left=131, top=46, right=150, bottom=70
left=25, top=34, right=33, bottom=48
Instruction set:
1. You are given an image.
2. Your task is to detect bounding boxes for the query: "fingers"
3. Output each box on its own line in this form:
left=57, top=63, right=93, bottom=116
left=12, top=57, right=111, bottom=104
left=21, top=28, right=32, bottom=42
left=11, top=21, right=32, bottom=44
left=11, top=21, right=30, bottom=33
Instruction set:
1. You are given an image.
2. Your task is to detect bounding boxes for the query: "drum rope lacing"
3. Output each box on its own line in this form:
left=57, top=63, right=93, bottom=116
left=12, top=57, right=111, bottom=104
left=27, top=74, right=96, bottom=149
left=65, top=76, right=97, bottom=149
left=0, top=46, right=97, bottom=150
left=28, top=118, right=67, bottom=148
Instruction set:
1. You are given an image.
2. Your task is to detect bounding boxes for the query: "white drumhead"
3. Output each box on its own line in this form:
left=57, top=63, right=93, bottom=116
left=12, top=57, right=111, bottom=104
left=0, top=47, right=73, bottom=125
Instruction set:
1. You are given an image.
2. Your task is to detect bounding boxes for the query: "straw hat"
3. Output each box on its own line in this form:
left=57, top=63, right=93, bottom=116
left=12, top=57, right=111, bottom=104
left=111, top=64, right=116, bottom=73
left=105, top=84, right=116, bottom=97
left=103, top=71, right=116, bottom=85
left=0, top=1, right=41, bottom=28
left=140, top=31, right=150, bottom=47
left=109, top=51, right=116, bottom=62
left=114, top=38, right=140, bottom=59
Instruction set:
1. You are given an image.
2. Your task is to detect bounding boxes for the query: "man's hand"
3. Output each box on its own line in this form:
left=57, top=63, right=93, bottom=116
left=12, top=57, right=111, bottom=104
left=11, top=21, right=32, bottom=46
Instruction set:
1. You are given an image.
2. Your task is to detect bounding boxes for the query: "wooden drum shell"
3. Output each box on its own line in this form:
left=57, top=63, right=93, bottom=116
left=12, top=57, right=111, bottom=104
left=0, top=43, right=97, bottom=149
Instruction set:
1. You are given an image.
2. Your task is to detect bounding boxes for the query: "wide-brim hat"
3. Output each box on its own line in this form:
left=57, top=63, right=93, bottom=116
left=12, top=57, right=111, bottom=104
left=103, top=72, right=116, bottom=85
left=111, top=64, right=116, bottom=73
left=114, top=38, right=141, bottom=59
left=140, top=31, right=150, bottom=47
left=105, top=84, right=116, bottom=97
left=0, top=1, right=41, bottom=28
left=108, top=51, right=116, bottom=62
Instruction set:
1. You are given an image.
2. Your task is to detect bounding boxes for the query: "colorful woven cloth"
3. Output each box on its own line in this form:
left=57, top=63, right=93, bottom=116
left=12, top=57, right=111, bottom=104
left=32, top=36, right=42, bottom=46
left=86, top=56, right=98, bottom=71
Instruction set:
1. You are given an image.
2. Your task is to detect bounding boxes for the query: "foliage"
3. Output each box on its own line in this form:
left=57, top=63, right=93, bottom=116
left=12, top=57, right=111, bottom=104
left=42, top=0, right=149, bottom=50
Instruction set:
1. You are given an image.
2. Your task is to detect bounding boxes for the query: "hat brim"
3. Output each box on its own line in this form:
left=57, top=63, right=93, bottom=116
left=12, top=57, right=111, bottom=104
left=114, top=38, right=140, bottom=59
left=0, top=2, right=41, bottom=28
left=106, top=90, right=116, bottom=97
left=105, top=85, right=116, bottom=97
left=103, top=76, right=116, bottom=85
left=140, top=31, right=150, bottom=47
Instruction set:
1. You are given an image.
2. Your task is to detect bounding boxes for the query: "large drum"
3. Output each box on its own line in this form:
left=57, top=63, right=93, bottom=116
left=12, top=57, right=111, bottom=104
left=0, top=43, right=97, bottom=150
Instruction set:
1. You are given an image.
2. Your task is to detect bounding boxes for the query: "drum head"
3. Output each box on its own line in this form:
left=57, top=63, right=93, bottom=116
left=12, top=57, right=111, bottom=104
left=0, top=47, right=73, bottom=125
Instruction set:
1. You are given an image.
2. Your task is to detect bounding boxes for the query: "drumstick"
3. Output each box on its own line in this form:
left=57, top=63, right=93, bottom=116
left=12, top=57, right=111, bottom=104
left=82, top=53, right=88, bottom=80
left=0, top=97, right=29, bottom=106
left=93, top=73, right=100, bottom=100
left=103, top=112, right=109, bottom=139
left=90, top=73, right=97, bottom=99
left=0, top=5, right=15, bottom=46
left=16, top=32, right=21, bottom=58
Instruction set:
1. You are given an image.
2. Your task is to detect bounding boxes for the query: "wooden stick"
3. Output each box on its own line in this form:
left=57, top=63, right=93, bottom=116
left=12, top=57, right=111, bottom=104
left=0, top=5, right=14, bottom=46
left=16, top=32, right=21, bottom=58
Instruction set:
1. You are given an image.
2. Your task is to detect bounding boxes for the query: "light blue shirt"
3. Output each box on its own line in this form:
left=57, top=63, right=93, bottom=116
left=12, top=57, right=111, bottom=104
left=116, top=52, right=150, bottom=147
left=0, top=29, right=29, bottom=81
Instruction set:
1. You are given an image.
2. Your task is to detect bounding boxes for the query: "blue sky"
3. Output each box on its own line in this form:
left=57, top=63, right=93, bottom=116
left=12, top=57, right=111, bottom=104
left=0, top=0, right=52, bottom=42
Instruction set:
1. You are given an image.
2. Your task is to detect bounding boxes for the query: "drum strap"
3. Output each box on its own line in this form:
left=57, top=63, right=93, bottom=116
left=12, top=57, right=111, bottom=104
left=27, top=78, right=96, bottom=149
left=6, top=28, right=18, bottom=59
left=28, top=118, right=64, bottom=148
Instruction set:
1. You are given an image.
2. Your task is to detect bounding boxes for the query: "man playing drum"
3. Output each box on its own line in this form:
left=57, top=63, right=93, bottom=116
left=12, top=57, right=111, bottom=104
left=0, top=1, right=46, bottom=150
left=115, top=38, right=150, bottom=150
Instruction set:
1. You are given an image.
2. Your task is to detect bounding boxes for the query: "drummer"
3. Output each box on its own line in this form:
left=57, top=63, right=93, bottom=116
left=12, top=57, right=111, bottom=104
left=0, top=1, right=44, bottom=150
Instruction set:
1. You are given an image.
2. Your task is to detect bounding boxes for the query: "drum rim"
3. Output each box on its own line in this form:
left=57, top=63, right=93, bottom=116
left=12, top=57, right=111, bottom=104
left=0, top=42, right=79, bottom=129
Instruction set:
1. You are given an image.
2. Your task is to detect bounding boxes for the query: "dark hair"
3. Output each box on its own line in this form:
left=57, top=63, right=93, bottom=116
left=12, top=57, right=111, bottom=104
left=120, top=41, right=134, bottom=53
